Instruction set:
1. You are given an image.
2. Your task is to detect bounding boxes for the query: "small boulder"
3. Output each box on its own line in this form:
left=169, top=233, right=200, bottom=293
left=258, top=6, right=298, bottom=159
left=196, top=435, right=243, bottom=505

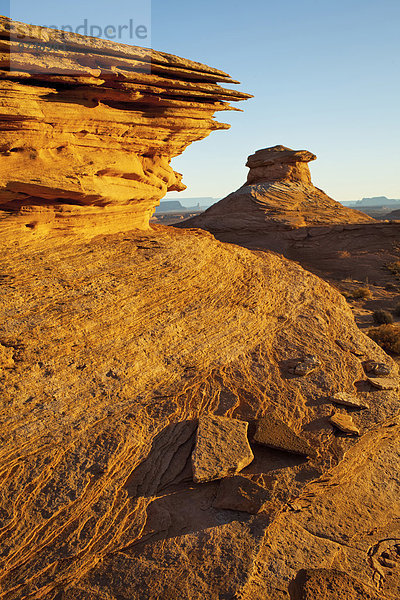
left=363, top=360, right=391, bottom=377
left=330, top=413, right=360, bottom=436
left=367, top=377, right=399, bottom=390
left=253, top=414, right=315, bottom=458
left=331, top=392, right=369, bottom=410
left=213, top=475, right=270, bottom=514
left=192, top=415, right=254, bottom=483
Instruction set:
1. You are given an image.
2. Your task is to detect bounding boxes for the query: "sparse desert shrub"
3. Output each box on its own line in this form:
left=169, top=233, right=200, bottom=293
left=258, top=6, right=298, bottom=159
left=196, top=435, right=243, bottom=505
left=368, top=324, right=400, bottom=354
left=352, top=286, right=372, bottom=300
left=394, top=302, right=400, bottom=316
left=373, top=310, right=394, bottom=325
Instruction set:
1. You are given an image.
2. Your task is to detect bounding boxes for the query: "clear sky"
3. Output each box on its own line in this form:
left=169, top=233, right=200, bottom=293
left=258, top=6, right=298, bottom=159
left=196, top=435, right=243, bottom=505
left=6, top=0, right=400, bottom=201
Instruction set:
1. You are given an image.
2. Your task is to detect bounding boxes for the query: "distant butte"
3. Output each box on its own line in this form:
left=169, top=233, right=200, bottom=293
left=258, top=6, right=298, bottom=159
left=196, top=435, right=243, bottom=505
left=182, top=144, right=374, bottom=232
left=180, top=145, right=400, bottom=285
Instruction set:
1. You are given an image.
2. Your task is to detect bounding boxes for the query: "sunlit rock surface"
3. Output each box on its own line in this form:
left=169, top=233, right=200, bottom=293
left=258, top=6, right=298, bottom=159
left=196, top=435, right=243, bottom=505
left=0, top=16, right=250, bottom=236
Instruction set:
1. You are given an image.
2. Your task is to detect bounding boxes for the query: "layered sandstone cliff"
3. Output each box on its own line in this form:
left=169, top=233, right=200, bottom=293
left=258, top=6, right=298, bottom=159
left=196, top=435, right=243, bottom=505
left=0, top=16, right=250, bottom=235
left=183, top=145, right=374, bottom=231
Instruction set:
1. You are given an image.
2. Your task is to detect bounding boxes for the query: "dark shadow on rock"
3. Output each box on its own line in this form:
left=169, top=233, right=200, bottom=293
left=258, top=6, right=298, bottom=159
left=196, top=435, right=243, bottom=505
left=125, top=420, right=197, bottom=499
left=241, top=444, right=307, bottom=476
left=354, top=379, right=376, bottom=392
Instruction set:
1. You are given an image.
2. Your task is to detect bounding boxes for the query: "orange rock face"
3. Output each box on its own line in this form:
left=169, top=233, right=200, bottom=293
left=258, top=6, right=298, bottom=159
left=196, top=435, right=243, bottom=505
left=0, top=16, right=250, bottom=235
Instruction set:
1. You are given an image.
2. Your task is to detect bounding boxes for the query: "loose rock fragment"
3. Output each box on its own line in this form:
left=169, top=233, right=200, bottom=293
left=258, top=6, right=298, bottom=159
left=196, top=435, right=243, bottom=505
left=335, top=339, right=364, bottom=356
left=253, top=414, right=315, bottom=458
left=292, top=355, right=321, bottom=376
left=367, top=377, right=399, bottom=390
left=192, top=415, right=254, bottom=483
left=331, top=392, right=369, bottom=410
left=213, top=475, right=270, bottom=514
left=363, top=360, right=391, bottom=377
left=330, top=413, right=360, bottom=435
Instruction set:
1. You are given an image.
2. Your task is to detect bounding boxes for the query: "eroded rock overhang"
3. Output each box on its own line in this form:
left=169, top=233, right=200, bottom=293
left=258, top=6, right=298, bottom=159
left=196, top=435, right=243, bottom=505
left=0, top=16, right=251, bottom=235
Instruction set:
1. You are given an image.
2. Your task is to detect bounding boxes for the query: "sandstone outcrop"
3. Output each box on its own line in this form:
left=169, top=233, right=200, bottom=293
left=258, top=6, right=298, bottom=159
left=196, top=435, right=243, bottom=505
left=1, top=17, right=400, bottom=600
left=1, top=224, right=399, bottom=599
left=180, top=147, right=400, bottom=287
left=0, top=16, right=250, bottom=237
left=182, top=145, right=374, bottom=232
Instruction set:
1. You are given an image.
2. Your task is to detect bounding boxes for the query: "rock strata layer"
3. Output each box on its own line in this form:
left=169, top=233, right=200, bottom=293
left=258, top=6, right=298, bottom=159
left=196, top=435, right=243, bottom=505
left=0, top=16, right=250, bottom=236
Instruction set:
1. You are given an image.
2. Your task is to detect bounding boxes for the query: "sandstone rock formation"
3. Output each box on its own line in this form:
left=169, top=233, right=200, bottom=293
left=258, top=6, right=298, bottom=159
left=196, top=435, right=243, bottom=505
left=182, top=145, right=374, bottom=232
left=1, top=17, right=400, bottom=600
left=180, top=146, right=400, bottom=288
left=0, top=16, right=250, bottom=237
left=1, top=224, right=399, bottom=599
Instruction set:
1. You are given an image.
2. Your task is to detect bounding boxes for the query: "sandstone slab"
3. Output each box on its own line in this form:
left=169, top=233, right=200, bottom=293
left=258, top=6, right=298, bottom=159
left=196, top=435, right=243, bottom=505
left=192, top=415, right=254, bottom=483
left=363, top=360, right=391, bottom=377
left=368, top=377, right=399, bottom=390
left=331, top=392, right=369, bottom=410
left=213, top=475, right=270, bottom=514
left=330, top=413, right=360, bottom=435
left=253, top=414, right=315, bottom=457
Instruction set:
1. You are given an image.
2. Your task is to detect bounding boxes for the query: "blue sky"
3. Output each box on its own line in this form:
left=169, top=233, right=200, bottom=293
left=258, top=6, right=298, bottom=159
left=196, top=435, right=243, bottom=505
left=5, top=0, right=400, bottom=201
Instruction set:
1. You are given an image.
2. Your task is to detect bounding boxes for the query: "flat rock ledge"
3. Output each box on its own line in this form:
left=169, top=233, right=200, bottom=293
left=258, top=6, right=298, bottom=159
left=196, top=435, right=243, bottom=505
left=192, top=415, right=254, bottom=483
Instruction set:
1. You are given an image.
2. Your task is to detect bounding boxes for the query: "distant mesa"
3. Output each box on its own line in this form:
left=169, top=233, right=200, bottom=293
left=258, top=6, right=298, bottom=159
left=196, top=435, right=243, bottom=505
left=155, top=198, right=219, bottom=214
left=181, top=145, right=374, bottom=232
left=387, top=208, right=400, bottom=220
left=343, top=196, right=400, bottom=208
left=155, top=201, right=186, bottom=214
